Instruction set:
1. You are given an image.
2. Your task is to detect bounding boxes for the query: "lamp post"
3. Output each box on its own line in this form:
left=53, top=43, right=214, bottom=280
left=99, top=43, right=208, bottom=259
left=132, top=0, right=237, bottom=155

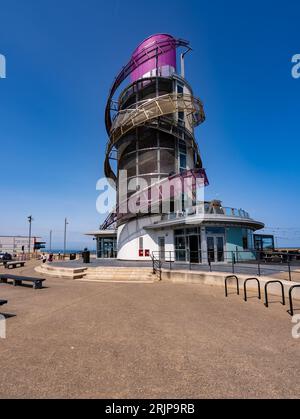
left=28, top=216, right=33, bottom=259
left=63, top=218, right=69, bottom=257
left=49, top=230, right=52, bottom=253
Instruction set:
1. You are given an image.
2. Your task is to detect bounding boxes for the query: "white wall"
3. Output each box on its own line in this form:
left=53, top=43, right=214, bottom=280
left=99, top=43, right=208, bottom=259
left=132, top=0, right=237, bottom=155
left=0, top=236, right=36, bottom=253
left=117, top=216, right=175, bottom=261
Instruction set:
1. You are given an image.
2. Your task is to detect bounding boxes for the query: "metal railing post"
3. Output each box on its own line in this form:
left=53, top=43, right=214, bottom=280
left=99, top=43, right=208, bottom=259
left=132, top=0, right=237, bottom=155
left=208, top=256, right=212, bottom=272
left=159, top=259, right=162, bottom=281
left=236, top=246, right=239, bottom=264
left=288, top=256, right=292, bottom=282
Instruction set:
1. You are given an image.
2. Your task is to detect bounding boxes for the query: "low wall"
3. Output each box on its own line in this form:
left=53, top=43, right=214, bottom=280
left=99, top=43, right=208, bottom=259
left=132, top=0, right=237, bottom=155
left=162, top=270, right=300, bottom=300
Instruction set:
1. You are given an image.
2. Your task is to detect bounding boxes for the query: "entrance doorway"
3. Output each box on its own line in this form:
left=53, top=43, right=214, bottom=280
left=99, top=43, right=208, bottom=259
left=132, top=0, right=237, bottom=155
left=97, top=237, right=117, bottom=259
left=207, top=236, right=225, bottom=262
left=189, top=235, right=200, bottom=263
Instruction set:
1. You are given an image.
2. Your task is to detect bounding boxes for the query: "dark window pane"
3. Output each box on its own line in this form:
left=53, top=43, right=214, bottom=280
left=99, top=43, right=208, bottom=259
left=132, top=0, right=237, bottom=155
left=159, top=79, right=173, bottom=94
left=119, top=152, right=136, bottom=178
left=160, top=132, right=175, bottom=149
left=177, top=84, right=184, bottom=94
left=180, top=153, right=187, bottom=170
left=187, top=228, right=198, bottom=235
left=138, top=150, right=158, bottom=174
left=122, top=140, right=136, bottom=154
left=179, top=140, right=187, bottom=153
left=178, top=111, right=185, bottom=121
left=160, top=149, right=175, bottom=174
left=176, top=250, right=186, bottom=262
left=206, top=227, right=226, bottom=235
left=175, top=236, right=186, bottom=249
left=175, top=229, right=185, bottom=236
left=243, top=237, right=248, bottom=250
left=139, top=82, right=156, bottom=100
left=138, top=130, right=158, bottom=149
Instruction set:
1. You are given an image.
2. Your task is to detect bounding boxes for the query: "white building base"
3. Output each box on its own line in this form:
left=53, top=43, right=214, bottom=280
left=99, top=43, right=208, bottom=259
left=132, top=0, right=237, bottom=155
left=117, top=215, right=174, bottom=261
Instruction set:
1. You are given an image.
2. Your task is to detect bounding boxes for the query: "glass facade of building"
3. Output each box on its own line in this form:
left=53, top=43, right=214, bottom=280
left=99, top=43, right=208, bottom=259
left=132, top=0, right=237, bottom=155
left=174, top=227, right=202, bottom=263
left=174, top=226, right=259, bottom=263
left=96, top=236, right=117, bottom=259
left=254, top=234, right=275, bottom=251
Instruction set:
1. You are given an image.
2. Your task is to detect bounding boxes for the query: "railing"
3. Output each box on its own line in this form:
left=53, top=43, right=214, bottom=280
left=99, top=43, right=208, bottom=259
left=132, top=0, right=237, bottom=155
left=224, top=276, right=300, bottom=320
left=152, top=250, right=300, bottom=282
left=151, top=254, right=162, bottom=281
left=161, top=204, right=251, bottom=222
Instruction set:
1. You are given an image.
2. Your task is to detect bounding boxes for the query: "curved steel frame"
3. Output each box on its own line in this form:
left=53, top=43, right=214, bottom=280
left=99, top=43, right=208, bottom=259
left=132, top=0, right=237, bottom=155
left=264, top=280, right=286, bottom=308
left=105, top=115, right=205, bottom=181
left=100, top=167, right=208, bottom=230
left=111, top=93, right=205, bottom=145
left=105, top=37, right=190, bottom=133
left=289, top=285, right=300, bottom=316
left=244, top=278, right=261, bottom=302
left=225, top=275, right=240, bottom=297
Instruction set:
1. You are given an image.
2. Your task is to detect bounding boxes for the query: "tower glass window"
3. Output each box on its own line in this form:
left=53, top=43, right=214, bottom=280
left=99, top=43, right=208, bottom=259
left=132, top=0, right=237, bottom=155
left=179, top=140, right=187, bottom=172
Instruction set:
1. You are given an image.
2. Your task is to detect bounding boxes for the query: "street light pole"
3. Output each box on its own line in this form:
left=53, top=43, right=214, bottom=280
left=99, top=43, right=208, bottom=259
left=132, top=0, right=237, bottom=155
left=63, top=218, right=69, bottom=257
left=49, top=230, right=52, bottom=253
left=28, top=216, right=33, bottom=258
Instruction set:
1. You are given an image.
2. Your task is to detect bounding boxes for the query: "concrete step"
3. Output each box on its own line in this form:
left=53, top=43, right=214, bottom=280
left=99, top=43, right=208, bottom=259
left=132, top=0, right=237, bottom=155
left=76, top=278, right=155, bottom=284
left=84, top=271, right=155, bottom=281
left=84, top=274, right=154, bottom=279
left=35, top=264, right=157, bottom=282
left=78, top=267, right=156, bottom=283
left=35, top=264, right=87, bottom=279
left=87, top=266, right=152, bottom=274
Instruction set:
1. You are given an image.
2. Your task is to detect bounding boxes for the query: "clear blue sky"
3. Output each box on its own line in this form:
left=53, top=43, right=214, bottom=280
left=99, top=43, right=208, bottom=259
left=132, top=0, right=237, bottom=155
left=0, top=0, right=299, bottom=249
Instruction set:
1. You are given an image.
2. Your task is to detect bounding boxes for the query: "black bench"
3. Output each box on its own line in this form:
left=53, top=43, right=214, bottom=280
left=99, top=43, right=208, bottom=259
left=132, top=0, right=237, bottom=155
left=4, top=261, right=26, bottom=269
left=0, top=274, right=45, bottom=290
left=0, top=300, right=7, bottom=306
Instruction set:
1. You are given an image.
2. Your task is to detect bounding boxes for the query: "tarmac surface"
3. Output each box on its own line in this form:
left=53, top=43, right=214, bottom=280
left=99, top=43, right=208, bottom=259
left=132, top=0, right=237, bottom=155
left=0, top=261, right=299, bottom=399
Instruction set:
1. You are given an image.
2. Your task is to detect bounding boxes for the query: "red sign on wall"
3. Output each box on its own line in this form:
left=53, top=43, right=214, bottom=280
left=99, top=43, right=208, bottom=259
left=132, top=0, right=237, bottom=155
left=139, top=250, right=144, bottom=257
left=145, top=250, right=150, bottom=257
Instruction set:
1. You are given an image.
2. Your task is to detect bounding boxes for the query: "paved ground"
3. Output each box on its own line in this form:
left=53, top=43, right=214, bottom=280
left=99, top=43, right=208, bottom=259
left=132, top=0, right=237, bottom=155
left=0, top=261, right=299, bottom=399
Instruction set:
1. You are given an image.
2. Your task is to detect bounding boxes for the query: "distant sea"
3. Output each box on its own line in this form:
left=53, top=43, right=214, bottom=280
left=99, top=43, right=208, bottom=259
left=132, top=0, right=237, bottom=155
left=46, top=249, right=96, bottom=254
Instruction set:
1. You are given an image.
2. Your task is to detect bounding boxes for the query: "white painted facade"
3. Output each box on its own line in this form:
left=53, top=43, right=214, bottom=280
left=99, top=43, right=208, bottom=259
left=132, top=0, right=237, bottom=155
left=0, top=236, right=43, bottom=254
left=117, top=215, right=175, bottom=261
